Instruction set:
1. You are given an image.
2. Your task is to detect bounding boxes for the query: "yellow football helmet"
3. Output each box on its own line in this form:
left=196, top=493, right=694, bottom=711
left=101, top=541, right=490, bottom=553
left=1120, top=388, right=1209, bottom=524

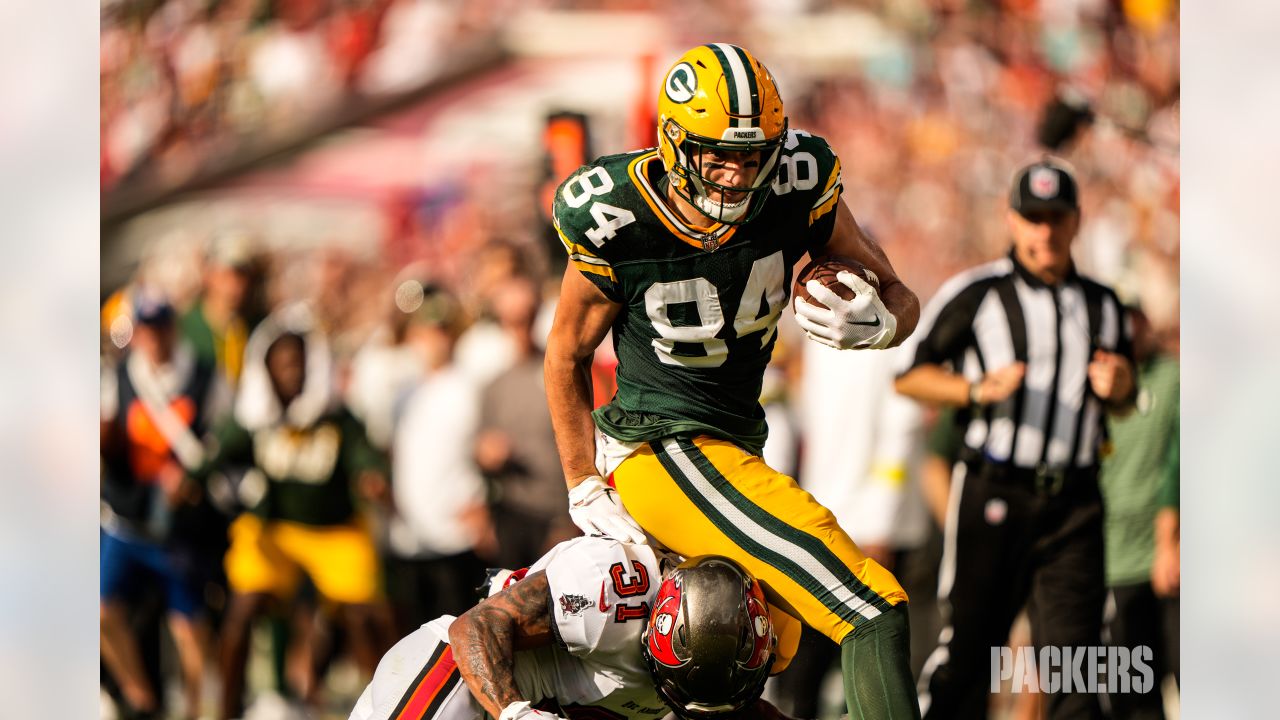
left=657, top=43, right=787, bottom=224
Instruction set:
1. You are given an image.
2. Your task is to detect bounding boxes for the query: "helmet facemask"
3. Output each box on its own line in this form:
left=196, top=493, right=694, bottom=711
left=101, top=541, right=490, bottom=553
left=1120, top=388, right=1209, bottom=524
left=661, top=118, right=787, bottom=226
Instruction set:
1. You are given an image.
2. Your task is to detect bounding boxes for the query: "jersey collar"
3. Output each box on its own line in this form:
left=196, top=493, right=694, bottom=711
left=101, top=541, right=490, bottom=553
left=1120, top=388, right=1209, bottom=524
left=627, top=151, right=738, bottom=251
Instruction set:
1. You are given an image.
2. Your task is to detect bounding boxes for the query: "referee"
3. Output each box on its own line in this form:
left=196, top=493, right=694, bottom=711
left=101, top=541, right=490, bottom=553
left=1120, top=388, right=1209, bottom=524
left=895, top=158, right=1136, bottom=720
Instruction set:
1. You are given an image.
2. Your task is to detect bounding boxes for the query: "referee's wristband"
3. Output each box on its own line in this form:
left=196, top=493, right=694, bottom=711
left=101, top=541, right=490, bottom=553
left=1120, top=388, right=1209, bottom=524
left=968, top=381, right=983, bottom=407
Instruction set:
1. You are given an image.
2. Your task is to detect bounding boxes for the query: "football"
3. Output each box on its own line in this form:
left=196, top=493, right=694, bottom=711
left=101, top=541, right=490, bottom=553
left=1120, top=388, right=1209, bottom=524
left=793, top=255, right=880, bottom=309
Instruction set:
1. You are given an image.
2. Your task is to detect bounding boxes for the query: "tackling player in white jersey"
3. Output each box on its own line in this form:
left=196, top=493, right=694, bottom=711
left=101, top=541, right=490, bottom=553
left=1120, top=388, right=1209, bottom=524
left=349, top=536, right=798, bottom=720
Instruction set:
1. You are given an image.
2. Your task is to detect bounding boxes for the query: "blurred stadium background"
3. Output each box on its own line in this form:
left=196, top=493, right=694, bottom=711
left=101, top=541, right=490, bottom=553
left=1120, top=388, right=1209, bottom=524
left=99, top=1, right=1178, bottom=719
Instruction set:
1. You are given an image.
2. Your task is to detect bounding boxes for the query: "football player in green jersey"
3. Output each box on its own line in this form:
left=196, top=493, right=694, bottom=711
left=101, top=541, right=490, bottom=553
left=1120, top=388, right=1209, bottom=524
left=544, top=44, right=923, bottom=719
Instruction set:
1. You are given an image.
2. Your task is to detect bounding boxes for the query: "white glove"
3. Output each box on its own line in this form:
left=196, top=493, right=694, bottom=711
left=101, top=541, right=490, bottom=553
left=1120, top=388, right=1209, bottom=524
left=794, top=271, right=897, bottom=350
left=567, top=475, right=648, bottom=544
left=480, top=567, right=528, bottom=598
left=500, top=701, right=569, bottom=720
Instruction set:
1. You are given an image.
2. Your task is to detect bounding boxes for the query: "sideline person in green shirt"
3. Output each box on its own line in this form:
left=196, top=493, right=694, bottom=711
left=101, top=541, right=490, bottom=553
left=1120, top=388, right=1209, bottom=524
left=1098, top=306, right=1179, bottom=718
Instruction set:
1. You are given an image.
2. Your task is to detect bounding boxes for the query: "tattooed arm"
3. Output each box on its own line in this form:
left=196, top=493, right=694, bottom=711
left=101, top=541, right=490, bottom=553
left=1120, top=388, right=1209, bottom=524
left=448, top=570, right=556, bottom=719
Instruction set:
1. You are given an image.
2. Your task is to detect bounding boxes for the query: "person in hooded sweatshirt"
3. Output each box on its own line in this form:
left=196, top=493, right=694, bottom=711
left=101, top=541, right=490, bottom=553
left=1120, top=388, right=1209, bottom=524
left=101, top=288, right=223, bottom=720
left=191, top=303, right=393, bottom=720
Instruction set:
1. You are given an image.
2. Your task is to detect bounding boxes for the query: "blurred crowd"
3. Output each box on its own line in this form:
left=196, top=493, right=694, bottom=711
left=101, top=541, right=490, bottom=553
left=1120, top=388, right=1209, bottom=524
left=100, top=1, right=1179, bottom=719
left=101, top=232, right=573, bottom=719
left=101, top=0, right=501, bottom=192
left=787, top=0, right=1180, bottom=313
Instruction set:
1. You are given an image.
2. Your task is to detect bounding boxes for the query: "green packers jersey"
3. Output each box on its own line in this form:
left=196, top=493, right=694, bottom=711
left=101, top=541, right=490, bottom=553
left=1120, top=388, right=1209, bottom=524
left=201, top=410, right=386, bottom=526
left=553, top=129, right=844, bottom=454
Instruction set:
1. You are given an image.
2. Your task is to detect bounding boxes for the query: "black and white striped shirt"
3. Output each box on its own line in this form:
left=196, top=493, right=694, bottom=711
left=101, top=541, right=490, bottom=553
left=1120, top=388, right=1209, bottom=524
left=899, top=251, right=1133, bottom=470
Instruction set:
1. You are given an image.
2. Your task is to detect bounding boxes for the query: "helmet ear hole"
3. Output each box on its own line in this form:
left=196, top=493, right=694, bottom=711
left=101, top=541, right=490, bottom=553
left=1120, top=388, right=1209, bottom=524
left=663, top=118, right=683, bottom=143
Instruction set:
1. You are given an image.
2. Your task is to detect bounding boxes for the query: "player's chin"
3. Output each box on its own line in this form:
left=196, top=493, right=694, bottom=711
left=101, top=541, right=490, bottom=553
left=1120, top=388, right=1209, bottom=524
left=697, top=193, right=750, bottom=222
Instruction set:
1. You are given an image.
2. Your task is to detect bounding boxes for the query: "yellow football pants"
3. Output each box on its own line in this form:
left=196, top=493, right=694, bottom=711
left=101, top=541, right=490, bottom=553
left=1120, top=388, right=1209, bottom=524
left=225, top=514, right=381, bottom=605
left=613, top=435, right=908, bottom=647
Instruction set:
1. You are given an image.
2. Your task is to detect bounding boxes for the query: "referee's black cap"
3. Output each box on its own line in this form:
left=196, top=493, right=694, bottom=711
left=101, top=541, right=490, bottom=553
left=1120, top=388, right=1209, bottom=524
left=1010, top=159, right=1079, bottom=216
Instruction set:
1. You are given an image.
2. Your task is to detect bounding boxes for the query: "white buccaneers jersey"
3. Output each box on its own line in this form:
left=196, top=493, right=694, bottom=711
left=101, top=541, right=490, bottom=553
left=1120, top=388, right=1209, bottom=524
left=349, top=537, right=672, bottom=720
left=514, top=536, right=673, bottom=720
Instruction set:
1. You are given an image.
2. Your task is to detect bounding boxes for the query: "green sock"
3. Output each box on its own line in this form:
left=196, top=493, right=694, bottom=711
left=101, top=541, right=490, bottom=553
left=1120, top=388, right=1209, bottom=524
left=839, top=603, right=921, bottom=720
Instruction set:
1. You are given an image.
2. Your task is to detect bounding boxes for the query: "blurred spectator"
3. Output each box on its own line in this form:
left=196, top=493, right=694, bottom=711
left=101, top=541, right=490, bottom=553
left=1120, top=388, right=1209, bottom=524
left=913, top=406, right=965, bottom=678
left=179, top=231, right=256, bottom=394
left=329, top=0, right=389, bottom=90
left=798, top=344, right=929, bottom=571
left=454, top=241, right=527, bottom=387
left=345, top=275, right=436, bottom=451
left=474, top=276, right=576, bottom=570
left=305, top=247, right=364, bottom=358
left=1099, top=306, right=1180, bottom=718
left=100, top=289, right=221, bottom=720
left=247, top=0, right=341, bottom=128
left=385, top=285, right=494, bottom=635
left=357, top=0, right=455, bottom=95
left=775, top=343, right=929, bottom=718
left=760, top=326, right=801, bottom=479
left=920, top=406, right=964, bottom=533
left=189, top=304, right=391, bottom=719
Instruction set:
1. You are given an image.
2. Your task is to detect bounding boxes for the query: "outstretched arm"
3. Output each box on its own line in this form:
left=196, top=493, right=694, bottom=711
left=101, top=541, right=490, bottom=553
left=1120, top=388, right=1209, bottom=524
left=448, top=571, right=555, bottom=719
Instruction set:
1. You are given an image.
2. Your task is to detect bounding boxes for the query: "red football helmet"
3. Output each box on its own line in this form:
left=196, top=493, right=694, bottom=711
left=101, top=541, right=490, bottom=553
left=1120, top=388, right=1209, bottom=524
left=640, top=556, right=775, bottom=718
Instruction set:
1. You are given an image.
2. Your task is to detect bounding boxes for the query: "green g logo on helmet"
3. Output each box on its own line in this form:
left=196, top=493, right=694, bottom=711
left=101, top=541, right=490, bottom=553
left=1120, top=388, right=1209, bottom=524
left=665, top=62, right=698, bottom=103
left=655, top=44, right=788, bottom=225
